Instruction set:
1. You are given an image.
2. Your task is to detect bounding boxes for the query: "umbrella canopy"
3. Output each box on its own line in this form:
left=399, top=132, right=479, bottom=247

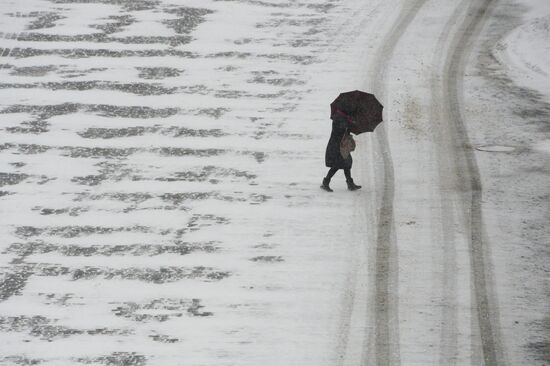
left=330, top=90, right=384, bottom=135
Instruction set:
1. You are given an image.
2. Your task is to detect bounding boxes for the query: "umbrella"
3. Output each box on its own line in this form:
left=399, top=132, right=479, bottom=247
left=330, top=90, right=383, bottom=135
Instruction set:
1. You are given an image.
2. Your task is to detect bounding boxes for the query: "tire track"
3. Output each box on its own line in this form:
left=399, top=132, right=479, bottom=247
left=437, top=0, right=507, bottom=364
left=366, top=1, right=428, bottom=365
left=430, top=2, right=470, bottom=364
left=328, top=2, right=388, bottom=364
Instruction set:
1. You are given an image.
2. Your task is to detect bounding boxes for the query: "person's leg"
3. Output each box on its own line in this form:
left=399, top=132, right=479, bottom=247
left=321, top=168, right=338, bottom=192
left=343, top=168, right=352, bottom=181
left=326, top=167, right=338, bottom=180
left=344, top=168, right=361, bottom=190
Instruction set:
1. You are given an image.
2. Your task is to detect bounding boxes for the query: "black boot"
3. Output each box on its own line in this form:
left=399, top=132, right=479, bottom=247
left=321, top=177, right=333, bottom=192
left=346, top=178, right=361, bottom=191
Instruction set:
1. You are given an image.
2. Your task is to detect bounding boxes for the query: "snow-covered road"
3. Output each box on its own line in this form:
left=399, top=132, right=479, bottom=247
left=0, top=0, right=548, bottom=365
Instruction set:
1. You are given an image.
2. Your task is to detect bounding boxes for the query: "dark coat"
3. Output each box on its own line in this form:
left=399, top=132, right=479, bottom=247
left=325, top=115, right=352, bottom=169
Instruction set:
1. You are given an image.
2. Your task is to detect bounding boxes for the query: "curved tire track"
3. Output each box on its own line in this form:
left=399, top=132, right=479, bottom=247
left=366, top=1, right=428, bottom=365
left=430, top=2, right=470, bottom=364
left=436, top=0, right=506, bottom=365
left=331, top=3, right=387, bottom=365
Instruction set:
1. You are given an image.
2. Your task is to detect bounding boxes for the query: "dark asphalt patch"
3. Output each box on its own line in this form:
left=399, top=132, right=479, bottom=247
left=71, top=161, right=136, bottom=186
left=14, top=144, right=52, bottom=154
left=247, top=151, right=267, bottom=163
left=0, top=356, right=44, bottom=365
left=1, top=103, right=79, bottom=133
left=78, top=126, right=227, bottom=139
left=155, top=147, right=226, bottom=157
left=150, top=334, right=180, bottom=343
left=1, top=103, right=79, bottom=116
left=186, top=214, right=229, bottom=230
left=5, top=241, right=219, bottom=257
left=4, top=48, right=316, bottom=64
left=181, top=84, right=209, bottom=94
left=79, top=126, right=149, bottom=139
left=205, top=51, right=252, bottom=60
left=155, top=165, right=256, bottom=183
left=0, top=143, right=242, bottom=160
left=273, top=131, right=313, bottom=139
left=9, top=65, right=57, bottom=77
left=214, top=89, right=251, bottom=99
left=6, top=120, right=50, bottom=134
left=51, top=0, right=160, bottom=12
left=159, top=192, right=269, bottom=205
left=0, top=315, right=131, bottom=340
left=173, top=214, right=230, bottom=238
left=0, top=172, right=28, bottom=187
left=0, top=81, right=178, bottom=96
left=9, top=47, right=197, bottom=59
left=188, top=298, right=214, bottom=316
left=211, top=0, right=292, bottom=8
left=40, top=292, right=85, bottom=306
left=92, top=14, right=135, bottom=35
left=63, top=147, right=139, bottom=159
left=160, top=192, right=228, bottom=205
left=54, top=146, right=226, bottom=161
left=112, top=298, right=212, bottom=322
left=171, top=126, right=227, bottom=138
left=253, top=243, right=277, bottom=249
left=30, top=264, right=230, bottom=283
left=250, top=256, right=284, bottom=263
left=88, top=104, right=179, bottom=118
left=76, top=352, right=146, bottom=366
left=192, top=107, right=229, bottom=119
left=74, top=192, right=153, bottom=204
left=216, top=65, right=239, bottom=72
left=137, top=67, right=182, bottom=79
left=289, top=38, right=320, bottom=47
left=32, top=206, right=90, bottom=217
left=163, top=7, right=214, bottom=34
left=68, top=191, right=268, bottom=210
left=14, top=225, right=152, bottom=239
left=2, top=103, right=78, bottom=134
left=0, top=144, right=51, bottom=157
left=71, top=174, right=116, bottom=186
left=0, top=268, right=33, bottom=301
left=306, top=2, right=336, bottom=12
left=35, top=175, right=56, bottom=185
left=256, top=52, right=317, bottom=65
left=9, top=47, right=200, bottom=59
left=248, top=70, right=306, bottom=86
left=26, top=11, right=65, bottom=30
left=16, top=32, right=192, bottom=47
left=256, top=15, right=325, bottom=29
left=57, top=67, right=108, bottom=79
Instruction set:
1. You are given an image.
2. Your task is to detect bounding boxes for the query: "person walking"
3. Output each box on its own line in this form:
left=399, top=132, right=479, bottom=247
left=321, top=112, right=362, bottom=192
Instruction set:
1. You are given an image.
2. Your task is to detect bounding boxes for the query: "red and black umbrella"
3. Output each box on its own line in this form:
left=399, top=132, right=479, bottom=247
left=330, top=90, right=384, bottom=135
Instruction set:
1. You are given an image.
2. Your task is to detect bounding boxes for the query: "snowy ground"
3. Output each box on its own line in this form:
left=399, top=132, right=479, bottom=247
left=0, top=0, right=548, bottom=365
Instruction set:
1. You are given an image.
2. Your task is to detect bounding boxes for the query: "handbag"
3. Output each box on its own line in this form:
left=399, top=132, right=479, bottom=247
left=340, top=133, right=356, bottom=159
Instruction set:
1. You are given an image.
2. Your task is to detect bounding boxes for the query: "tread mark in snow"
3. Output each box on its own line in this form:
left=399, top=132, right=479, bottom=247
left=366, top=1, right=429, bottom=365
left=440, top=0, right=506, bottom=365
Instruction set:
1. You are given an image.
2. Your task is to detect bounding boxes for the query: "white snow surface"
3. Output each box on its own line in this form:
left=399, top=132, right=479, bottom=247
left=493, top=0, right=550, bottom=101
left=0, top=0, right=548, bottom=365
